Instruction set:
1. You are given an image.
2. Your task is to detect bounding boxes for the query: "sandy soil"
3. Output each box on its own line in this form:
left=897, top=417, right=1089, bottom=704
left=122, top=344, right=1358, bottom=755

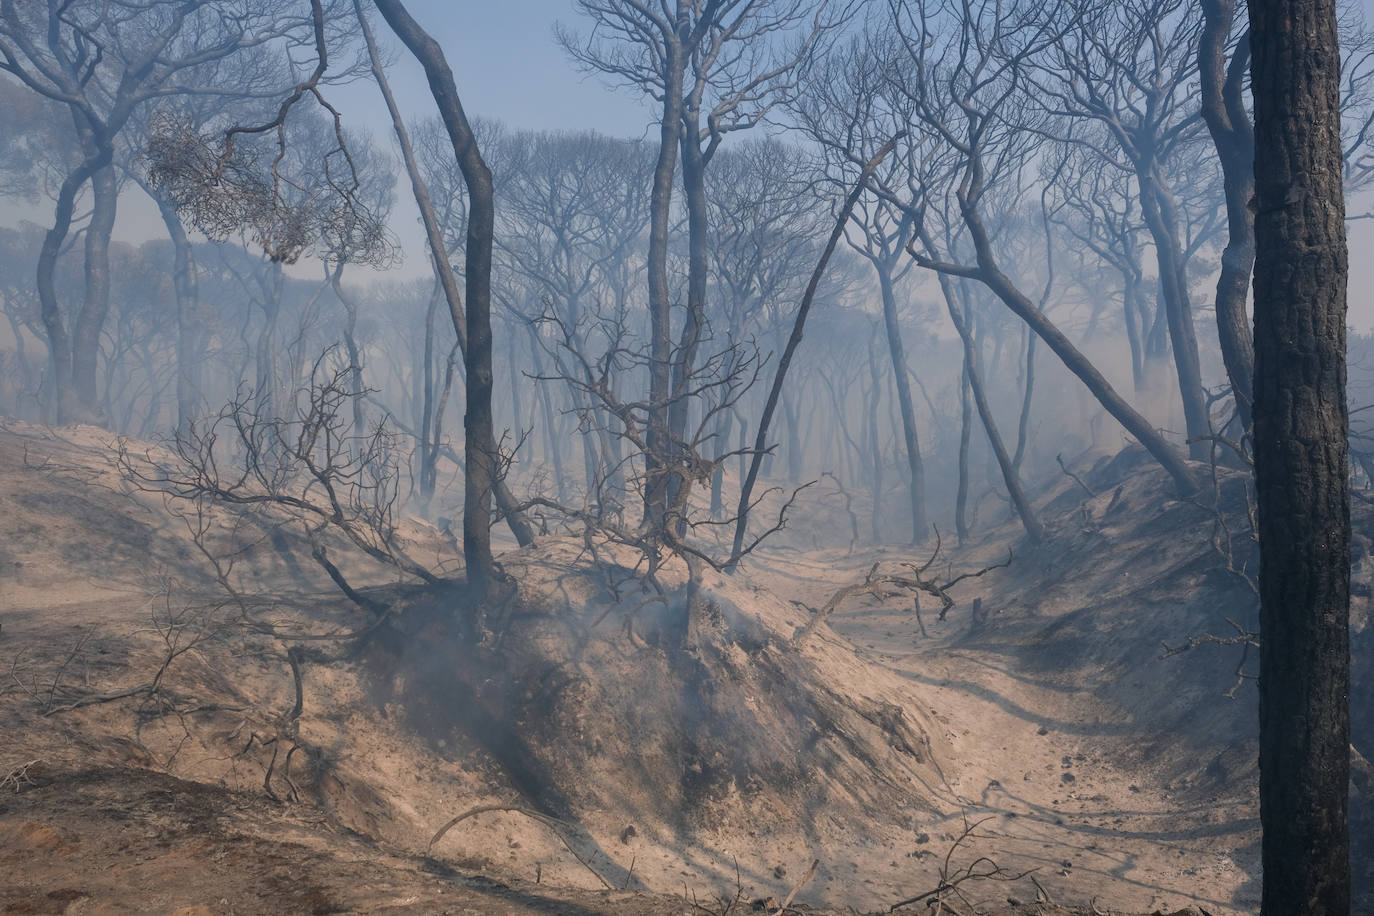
left=3, top=419, right=1366, bottom=915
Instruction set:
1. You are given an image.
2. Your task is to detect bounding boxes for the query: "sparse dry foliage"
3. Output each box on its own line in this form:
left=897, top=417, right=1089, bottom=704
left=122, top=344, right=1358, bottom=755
left=120, top=349, right=440, bottom=595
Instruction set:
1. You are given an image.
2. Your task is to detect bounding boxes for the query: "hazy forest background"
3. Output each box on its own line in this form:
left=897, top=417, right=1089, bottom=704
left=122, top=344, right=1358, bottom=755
left=4, top=0, right=1374, bottom=537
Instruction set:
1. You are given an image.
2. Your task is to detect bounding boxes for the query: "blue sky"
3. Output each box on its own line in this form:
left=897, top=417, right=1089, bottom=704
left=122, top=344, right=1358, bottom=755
left=343, top=1, right=655, bottom=140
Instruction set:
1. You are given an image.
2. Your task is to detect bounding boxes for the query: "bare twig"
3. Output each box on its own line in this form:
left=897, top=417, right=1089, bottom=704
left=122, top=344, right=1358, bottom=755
left=1056, top=453, right=1095, bottom=497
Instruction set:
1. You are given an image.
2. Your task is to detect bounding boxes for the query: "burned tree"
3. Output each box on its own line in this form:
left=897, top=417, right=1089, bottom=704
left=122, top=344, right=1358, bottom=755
left=365, top=0, right=520, bottom=601
left=1249, top=0, right=1352, bottom=911
left=559, top=0, right=848, bottom=538
left=1029, top=0, right=1215, bottom=459
left=874, top=0, right=1198, bottom=497
left=0, top=0, right=317, bottom=424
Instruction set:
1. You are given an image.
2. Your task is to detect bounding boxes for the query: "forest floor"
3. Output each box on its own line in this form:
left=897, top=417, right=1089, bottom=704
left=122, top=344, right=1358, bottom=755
left=1, top=418, right=1368, bottom=915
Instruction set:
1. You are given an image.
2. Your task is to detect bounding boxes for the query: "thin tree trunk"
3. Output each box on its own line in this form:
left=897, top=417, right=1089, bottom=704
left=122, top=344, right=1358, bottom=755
left=1137, top=166, right=1209, bottom=459
left=419, top=282, right=440, bottom=509
left=865, top=332, right=884, bottom=544
left=71, top=162, right=117, bottom=421
left=37, top=153, right=106, bottom=424
left=942, top=280, right=1043, bottom=543
left=665, top=108, right=709, bottom=533
left=1200, top=0, right=1257, bottom=434
left=153, top=196, right=202, bottom=438
left=367, top=0, right=533, bottom=584
left=370, top=0, right=499, bottom=598
left=727, top=137, right=899, bottom=568
left=1249, top=0, right=1351, bottom=911
left=782, top=391, right=803, bottom=484
left=919, top=208, right=1198, bottom=496
left=528, top=338, right=567, bottom=504
left=710, top=407, right=730, bottom=518
left=1122, top=267, right=1147, bottom=393
left=255, top=262, right=283, bottom=419
left=956, top=361, right=972, bottom=545
left=330, top=264, right=367, bottom=443
left=876, top=262, right=928, bottom=543
left=643, top=34, right=686, bottom=535
left=1013, top=327, right=1036, bottom=473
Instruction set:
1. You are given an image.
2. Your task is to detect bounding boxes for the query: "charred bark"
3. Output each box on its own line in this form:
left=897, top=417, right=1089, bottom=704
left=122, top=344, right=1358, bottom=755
left=370, top=0, right=503, bottom=599
left=1249, top=0, right=1352, bottom=912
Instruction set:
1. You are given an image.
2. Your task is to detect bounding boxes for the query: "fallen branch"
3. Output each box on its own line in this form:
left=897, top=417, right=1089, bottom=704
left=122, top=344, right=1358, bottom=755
left=428, top=804, right=614, bottom=890
left=792, top=543, right=1013, bottom=647
left=1, top=760, right=40, bottom=792
left=772, top=859, right=818, bottom=916
left=889, top=815, right=1037, bottom=913
left=1056, top=453, right=1095, bottom=498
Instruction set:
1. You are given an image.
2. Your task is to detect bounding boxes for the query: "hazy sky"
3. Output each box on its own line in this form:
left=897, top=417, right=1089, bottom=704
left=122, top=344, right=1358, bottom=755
left=343, top=0, right=1374, bottom=330
left=6, top=0, right=1374, bottom=328
left=344, top=1, right=654, bottom=139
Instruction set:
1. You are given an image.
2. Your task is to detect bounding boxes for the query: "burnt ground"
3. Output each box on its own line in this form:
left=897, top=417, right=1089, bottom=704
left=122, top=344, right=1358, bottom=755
left=2, top=420, right=1370, bottom=915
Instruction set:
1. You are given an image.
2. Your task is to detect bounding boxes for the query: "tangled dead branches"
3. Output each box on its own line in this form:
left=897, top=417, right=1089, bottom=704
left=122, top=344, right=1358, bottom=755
left=791, top=534, right=1013, bottom=648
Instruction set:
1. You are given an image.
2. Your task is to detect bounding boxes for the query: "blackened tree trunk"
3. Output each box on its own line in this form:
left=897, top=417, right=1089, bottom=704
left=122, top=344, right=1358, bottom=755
left=355, top=1, right=533, bottom=547
left=1249, top=0, right=1352, bottom=912
left=955, top=362, right=972, bottom=545
left=330, top=265, right=367, bottom=443
left=643, top=40, right=686, bottom=535
left=36, top=152, right=107, bottom=424
left=1201, top=0, right=1257, bottom=435
left=727, top=137, right=899, bottom=568
left=1136, top=165, right=1210, bottom=460
left=1012, top=326, right=1035, bottom=473
left=665, top=105, right=708, bottom=531
left=917, top=200, right=1199, bottom=497
left=370, top=0, right=502, bottom=600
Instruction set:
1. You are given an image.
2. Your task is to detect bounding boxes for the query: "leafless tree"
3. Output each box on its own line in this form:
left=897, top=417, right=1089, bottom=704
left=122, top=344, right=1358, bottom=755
left=0, top=0, right=325, bottom=424
left=1027, top=0, right=1214, bottom=459
left=874, top=0, right=1198, bottom=497
left=558, top=0, right=851, bottom=536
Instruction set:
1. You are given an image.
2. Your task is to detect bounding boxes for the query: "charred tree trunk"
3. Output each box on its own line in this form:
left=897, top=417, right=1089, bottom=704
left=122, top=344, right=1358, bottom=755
left=359, top=0, right=533, bottom=552
left=728, top=138, right=899, bottom=568
left=956, top=361, right=973, bottom=545
left=37, top=151, right=107, bottom=424
left=1013, top=326, right=1036, bottom=473
left=1201, top=0, right=1257, bottom=435
left=643, top=37, right=686, bottom=536
left=665, top=108, right=709, bottom=532
left=1136, top=164, right=1209, bottom=460
left=371, top=0, right=503, bottom=600
left=1249, top=0, right=1351, bottom=912
left=71, top=161, right=118, bottom=421
left=419, top=284, right=440, bottom=510
left=330, top=265, right=367, bottom=443
left=1122, top=264, right=1148, bottom=393
left=528, top=338, right=568, bottom=504
left=917, top=202, right=1199, bottom=496
left=865, top=333, right=884, bottom=544
left=255, top=262, right=284, bottom=420
left=710, top=407, right=730, bottom=518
